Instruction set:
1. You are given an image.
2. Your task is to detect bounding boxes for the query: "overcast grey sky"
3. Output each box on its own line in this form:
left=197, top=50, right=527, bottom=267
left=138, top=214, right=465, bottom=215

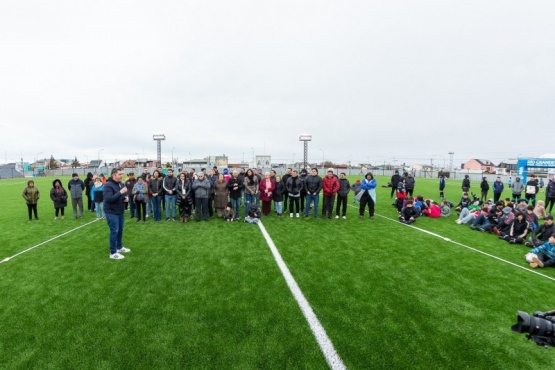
left=1, top=1, right=553, bottom=168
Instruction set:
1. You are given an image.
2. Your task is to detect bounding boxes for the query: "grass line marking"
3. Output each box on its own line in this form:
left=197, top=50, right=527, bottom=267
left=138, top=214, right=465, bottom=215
left=348, top=204, right=555, bottom=283
left=257, top=220, right=347, bottom=370
left=0, top=219, right=101, bottom=264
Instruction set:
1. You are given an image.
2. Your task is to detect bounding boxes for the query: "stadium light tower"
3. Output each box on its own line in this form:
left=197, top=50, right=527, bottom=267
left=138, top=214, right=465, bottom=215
left=153, top=134, right=166, bottom=167
left=299, top=134, right=312, bottom=170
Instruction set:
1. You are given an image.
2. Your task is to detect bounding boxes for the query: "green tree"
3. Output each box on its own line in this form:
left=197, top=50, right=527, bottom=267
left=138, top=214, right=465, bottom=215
left=49, top=155, right=59, bottom=170
left=72, top=157, right=80, bottom=169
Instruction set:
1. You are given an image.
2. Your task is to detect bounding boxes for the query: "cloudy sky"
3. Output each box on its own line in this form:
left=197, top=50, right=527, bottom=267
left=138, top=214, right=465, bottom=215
left=1, top=0, right=553, bottom=168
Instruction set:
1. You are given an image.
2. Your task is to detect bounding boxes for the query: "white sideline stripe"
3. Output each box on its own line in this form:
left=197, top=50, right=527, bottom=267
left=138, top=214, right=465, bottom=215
left=348, top=204, right=555, bottom=283
left=257, top=221, right=346, bottom=370
left=0, top=219, right=100, bottom=263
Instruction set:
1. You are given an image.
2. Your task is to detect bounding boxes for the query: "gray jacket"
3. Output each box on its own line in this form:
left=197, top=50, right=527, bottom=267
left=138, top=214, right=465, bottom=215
left=511, top=180, right=524, bottom=194
left=192, top=178, right=211, bottom=199
left=67, top=178, right=84, bottom=199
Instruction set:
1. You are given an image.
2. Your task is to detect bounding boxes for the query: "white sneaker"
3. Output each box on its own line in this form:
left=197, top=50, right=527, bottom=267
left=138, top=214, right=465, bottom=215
left=117, top=247, right=131, bottom=253
left=455, top=219, right=461, bottom=224
left=296, top=213, right=300, bottom=218
left=290, top=213, right=294, bottom=218
left=110, top=253, right=125, bottom=260
left=342, top=216, right=346, bottom=219
left=335, top=215, right=339, bottom=219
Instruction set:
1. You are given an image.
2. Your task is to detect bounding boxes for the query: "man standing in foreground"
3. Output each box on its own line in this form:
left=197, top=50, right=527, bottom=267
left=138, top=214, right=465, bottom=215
left=103, top=168, right=131, bottom=260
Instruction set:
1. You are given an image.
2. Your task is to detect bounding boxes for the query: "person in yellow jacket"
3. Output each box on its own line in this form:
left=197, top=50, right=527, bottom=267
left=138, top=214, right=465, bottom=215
left=22, top=180, right=40, bottom=221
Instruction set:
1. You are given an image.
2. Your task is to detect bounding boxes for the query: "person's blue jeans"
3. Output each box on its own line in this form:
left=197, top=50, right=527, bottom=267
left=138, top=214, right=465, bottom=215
left=95, top=201, right=104, bottom=218
left=165, top=194, right=176, bottom=218
left=472, top=214, right=491, bottom=229
left=245, top=193, right=255, bottom=217
left=105, top=213, right=124, bottom=255
left=275, top=201, right=283, bottom=215
left=230, top=197, right=240, bottom=219
left=305, top=194, right=319, bottom=218
left=152, top=195, right=162, bottom=221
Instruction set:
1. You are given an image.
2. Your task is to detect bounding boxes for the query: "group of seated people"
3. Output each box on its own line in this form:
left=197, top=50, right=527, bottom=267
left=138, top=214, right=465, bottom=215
left=397, top=187, right=554, bottom=269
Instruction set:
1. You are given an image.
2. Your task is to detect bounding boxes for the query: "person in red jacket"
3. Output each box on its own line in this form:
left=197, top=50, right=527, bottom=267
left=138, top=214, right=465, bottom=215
left=322, top=169, right=340, bottom=219
left=259, top=172, right=275, bottom=216
left=422, top=200, right=441, bottom=218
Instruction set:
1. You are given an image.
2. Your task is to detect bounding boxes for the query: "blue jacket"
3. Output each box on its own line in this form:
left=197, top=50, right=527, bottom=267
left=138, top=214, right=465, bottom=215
left=103, top=178, right=126, bottom=215
left=361, top=178, right=377, bottom=191
left=493, top=180, right=504, bottom=194
left=531, top=241, right=555, bottom=260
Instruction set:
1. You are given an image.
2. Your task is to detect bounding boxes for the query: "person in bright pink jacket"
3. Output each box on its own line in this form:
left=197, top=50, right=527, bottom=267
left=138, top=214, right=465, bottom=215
left=322, top=169, right=340, bottom=219
left=423, top=200, right=441, bottom=218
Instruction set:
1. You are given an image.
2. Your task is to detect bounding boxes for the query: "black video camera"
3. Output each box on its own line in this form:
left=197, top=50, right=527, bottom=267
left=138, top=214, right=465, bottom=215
left=511, top=310, right=555, bottom=347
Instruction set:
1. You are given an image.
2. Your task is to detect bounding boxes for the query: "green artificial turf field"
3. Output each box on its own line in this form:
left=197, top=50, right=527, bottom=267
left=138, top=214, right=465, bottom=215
left=1, top=175, right=555, bottom=369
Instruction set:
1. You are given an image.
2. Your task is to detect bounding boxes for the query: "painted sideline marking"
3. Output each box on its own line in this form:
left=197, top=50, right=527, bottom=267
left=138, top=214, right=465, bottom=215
left=349, top=203, right=555, bottom=283
left=1, top=219, right=100, bottom=263
left=257, top=221, right=346, bottom=370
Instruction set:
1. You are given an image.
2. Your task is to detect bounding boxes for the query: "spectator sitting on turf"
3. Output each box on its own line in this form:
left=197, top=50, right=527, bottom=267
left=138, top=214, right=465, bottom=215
left=526, top=214, right=555, bottom=247
left=422, top=200, right=441, bottom=218
left=524, top=204, right=539, bottom=231
left=470, top=207, right=491, bottom=232
left=455, top=201, right=481, bottom=224
left=399, top=200, right=418, bottom=224
left=455, top=193, right=472, bottom=212
left=499, top=212, right=529, bottom=244
left=525, top=235, right=555, bottom=268
left=534, top=200, right=547, bottom=220
left=493, top=206, right=515, bottom=236
left=224, top=202, right=234, bottom=222
left=440, top=199, right=451, bottom=217
left=515, top=198, right=528, bottom=215
left=244, top=204, right=261, bottom=224
left=414, top=195, right=428, bottom=216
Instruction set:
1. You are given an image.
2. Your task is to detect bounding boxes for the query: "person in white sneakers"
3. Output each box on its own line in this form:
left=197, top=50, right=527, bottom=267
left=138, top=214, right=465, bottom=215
left=526, top=235, right=555, bottom=268
left=103, top=168, right=131, bottom=260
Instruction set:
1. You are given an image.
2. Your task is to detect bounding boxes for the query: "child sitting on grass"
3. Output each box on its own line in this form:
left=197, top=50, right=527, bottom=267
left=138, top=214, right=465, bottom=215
left=526, top=235, right=555, bottom=268
left=244, top=204, right=261, bottom=224
left=399, top=200, right=418, bottom=224
left=224, top=202, right=234, bottom=222
left=534, top=200, right=547, bottom=220
left=440, top=199, right=451, bottom=217
left=422, top=200, right=441, bottom=218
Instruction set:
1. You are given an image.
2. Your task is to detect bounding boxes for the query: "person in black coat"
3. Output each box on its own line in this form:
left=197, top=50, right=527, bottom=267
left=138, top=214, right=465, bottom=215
left=480, top=177, right=490, bottom=203
left=390, top=170, right=401, bottom=199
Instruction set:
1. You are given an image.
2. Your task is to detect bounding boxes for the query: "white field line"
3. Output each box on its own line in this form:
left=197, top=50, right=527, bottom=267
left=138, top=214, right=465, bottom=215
left=348, top=204, right=555, bottom=283
left=0, top=219, right=100, bottom=263
left=257, top=220, right=346, bottom=370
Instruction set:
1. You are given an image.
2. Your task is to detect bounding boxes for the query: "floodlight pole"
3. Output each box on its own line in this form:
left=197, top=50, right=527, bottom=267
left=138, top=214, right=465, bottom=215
left=299, top=134, right=312, bottom=170
left=153, top=134, right=166, bottom=167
